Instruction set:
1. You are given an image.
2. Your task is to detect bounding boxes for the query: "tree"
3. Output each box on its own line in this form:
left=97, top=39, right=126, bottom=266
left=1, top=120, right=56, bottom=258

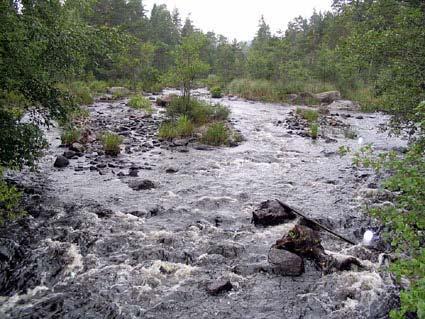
left=173, top=34, right=209, bottom=105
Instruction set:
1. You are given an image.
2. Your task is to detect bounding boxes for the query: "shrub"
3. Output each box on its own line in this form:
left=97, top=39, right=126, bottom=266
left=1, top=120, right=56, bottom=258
left=296, top=107, right=319, bottom=123
left=128, top=95, right=153, bottom=114
left=202, top=122, right=228, bottom=146
left=211, top=86, right=223, bottom=98
left=310, top=123, right=319, bottom=140
left=158, top=115, right=194, bottom=140
left=61, top=127, right=81, bottom=145
left=0, top=169, right=24, bottom=224
left=167, top=97, right=229, bottom=125
left=100, top=132, right=123, bottom=156
left=57, top=82, right=94, bottom=105
left=88, top=81, right=109, bottom=95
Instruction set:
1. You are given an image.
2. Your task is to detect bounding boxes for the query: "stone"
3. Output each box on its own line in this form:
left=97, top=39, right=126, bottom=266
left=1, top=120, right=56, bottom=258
left=129, top=179, right=156, bottom=191
left=312, top=91, right=341, bottom=104
left=252, top=200, right=297, bottom=226
left=165, top=167, right=178, bottom=174
left=206, top=279, right=233, bottom=295
left=128, top=168, right=139, bottom=177
left=70, top=142, right=85, bottom=153
left=54, top=156, right=69, bottom=168
left=63, top=150, right=76, bottom=159
left=328, top=99, right=360, bottom=111
left=268, top=247, right=304, bottom=276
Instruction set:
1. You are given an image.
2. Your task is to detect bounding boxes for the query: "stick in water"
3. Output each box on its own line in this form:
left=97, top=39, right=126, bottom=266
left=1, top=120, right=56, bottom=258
left=275, top=199, right=356, bottom=246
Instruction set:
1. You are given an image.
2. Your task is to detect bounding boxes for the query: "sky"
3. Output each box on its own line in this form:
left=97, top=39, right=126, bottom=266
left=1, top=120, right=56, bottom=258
left=143, top=0, right=333, bottom=41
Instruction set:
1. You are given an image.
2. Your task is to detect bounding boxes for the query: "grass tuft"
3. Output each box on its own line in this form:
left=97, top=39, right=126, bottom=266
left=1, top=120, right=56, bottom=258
left=128, top=95, right=153, bottom=113
left=296, top=107, right=319, bottom=123
left=100, top=132, right=123, bottom=156
left=202, top=122, right=228, bottom=146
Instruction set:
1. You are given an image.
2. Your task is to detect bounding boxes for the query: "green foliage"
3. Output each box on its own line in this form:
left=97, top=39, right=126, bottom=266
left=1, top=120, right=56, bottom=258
left=61, top=127, right=81, bottom=145
left=167, top=96, right=229, bottom=125
left=57, top=82, right=94, bottom=106
left=100, top=132, right=123, bottom=156
left=128, top=95, right=153, bottom=113
left=0, top=168, right=24, bottom=225
left=352, top=142, right=425, bottom=318
left=158, top=115, right=194, bottom=139
left=296, top=108, right=319, bottom=123
left=211, top=86, right=223, bottom=98
left=88, top=81, right=109, bottom=95
left=310, top=123, right=319, bottom=140
left=201, top=123, right=229, bottom=146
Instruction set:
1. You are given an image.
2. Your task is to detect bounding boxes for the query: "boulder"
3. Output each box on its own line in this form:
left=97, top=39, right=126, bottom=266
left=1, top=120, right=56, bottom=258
left=268, top=247, right=304, bottom=276
left=165, top=167, right=178, bottom=174
left=312, top=91, right=341, bottom=104
left=328, top=99, right=360, bottom=111
left=206, top=279, right=233, bottom=295
left=252, top=200, right=297, bottom=226
left=156, top=95, right=174, bottom=107
left=129, top=179, right=156, bottom=191
left=54, top=155, right=69, bottom=168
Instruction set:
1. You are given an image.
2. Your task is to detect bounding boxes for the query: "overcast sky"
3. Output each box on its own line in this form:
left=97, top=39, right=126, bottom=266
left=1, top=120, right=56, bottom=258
left=143, top=0, right=333, bottom=41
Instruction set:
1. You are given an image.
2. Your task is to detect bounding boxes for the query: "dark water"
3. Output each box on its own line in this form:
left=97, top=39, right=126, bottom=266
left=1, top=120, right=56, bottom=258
left=0, top=89, right=403, bottom=318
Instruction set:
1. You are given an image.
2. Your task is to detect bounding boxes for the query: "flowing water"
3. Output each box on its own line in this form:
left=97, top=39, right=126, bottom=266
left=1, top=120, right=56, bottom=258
left=0, top=89, right=405, bottom=318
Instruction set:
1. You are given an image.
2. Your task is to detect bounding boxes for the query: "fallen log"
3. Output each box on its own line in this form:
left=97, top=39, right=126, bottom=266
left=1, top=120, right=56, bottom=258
left=275, top=199, right=356, bottom=245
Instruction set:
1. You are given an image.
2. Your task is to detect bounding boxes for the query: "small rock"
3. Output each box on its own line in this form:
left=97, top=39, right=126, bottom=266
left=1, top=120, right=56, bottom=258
left=129, top=179, right=156, bottom=191
left=268, top=248, right=304, bottom=276
left=206, top=279, right=233, bottom=295
left=54, top=156, right=69, bottom=168
left=70, top=142, right=85, bottom=153
left=165, top=168, right=178, bottom=174
left=129, top=168, right=139, bottom=177
left=63, top=150, right=76, bottom=159
left=252, top=200, right=297, bottom=227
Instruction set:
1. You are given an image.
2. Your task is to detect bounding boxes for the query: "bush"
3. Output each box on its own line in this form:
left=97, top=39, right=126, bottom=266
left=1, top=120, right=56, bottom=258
left=128, top=95, right=153, bottom=114
left=61, top=127, right=81, bottom=145
left=167, top=97, right=229, bottom=125
left=310, top=123, right=319, bottom=140
left=100, top=132, right=123, bottom=156
left=158, top=115, right=194, bottom=140
left=0, top=169, right=24, bottom=224
left=211, top=86, right=223, bottom=98
left=57, top=82, right=94, bottom=105
left=202, top=122, right=228, bottom=146
left=88, top=81, right=109, bottom=95
left=296, top=107, right=319, bottom=123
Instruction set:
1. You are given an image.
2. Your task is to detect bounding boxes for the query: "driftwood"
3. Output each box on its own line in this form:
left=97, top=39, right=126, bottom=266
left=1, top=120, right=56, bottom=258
left=275, top=200, right=356, bottom=245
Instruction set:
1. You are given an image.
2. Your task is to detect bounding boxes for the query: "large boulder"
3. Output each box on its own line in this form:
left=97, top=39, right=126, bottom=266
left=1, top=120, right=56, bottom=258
left=252, top=200, right=297, bottom=226
left=328, top=99, right=360, bottom=111
left=206, top=279, right=233, bottom=295
left=54, top=155, right=69, bottom=168
left=312, top=91, right=341, bottom=104
left=268, top=247, right=304, bottom=276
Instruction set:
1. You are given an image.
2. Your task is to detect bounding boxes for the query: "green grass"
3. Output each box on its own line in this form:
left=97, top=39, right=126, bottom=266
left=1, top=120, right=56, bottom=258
left=296, top=107, right=319, bottom=123
left=158, top=115, right=195, bottom=140
left=57, top=81, right=94, bottom=105
left=87, top=80, right=109, bottom=95
left=0, top=168, right=25, bottom=225
left=128, top=95, right=153, bottom=113
left=61, top=127, right=81, bottom=145
left=211, top=86, right=223, bottom=98
left=100, top=132, right=123, bottom=156
left=201, top=122, right=229, bottom=146
left=345, top=86, right=383, bottom=112
left=167, top=96, right=230, bottom=125
left=310, top=123, right=319, bottom=140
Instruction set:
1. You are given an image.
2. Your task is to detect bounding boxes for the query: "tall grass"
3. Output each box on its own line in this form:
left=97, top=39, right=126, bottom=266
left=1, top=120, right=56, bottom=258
left=296, top=107, right=319, bottom=122
left=100, top=132, right=123, bottom=156
left=128, top=95, right=153, bottom=113
left=201, top=122, right=228, bottom=146
left=158, top=115, right=194, bottom=140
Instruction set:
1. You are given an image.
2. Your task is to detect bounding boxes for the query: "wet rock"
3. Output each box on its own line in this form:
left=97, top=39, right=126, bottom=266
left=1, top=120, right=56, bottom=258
left=232, top=262, right=270, bottom=276
left=268, top=247, right=304, bottom=276
left=206, top=279, right=233, bottom=295
left=312, top=91, right=341, bottom=104
left=129, top=179, right=156, bottom=191
left=252, top=200, right=297, bottom=226
left=54, top=156, right=69, bottom=168
left=128, top=168, right=139, bottom=177
left=329, top=99, right=359, bottom=111
left=276, top=225, right=327, bottom=268
left=63, top=150, right=76, bottom=159
left=165, top=167, right=178, bottom=174
left=207, top=242, right=244, bottom=258
left=70, top=142, right=85, bottom=153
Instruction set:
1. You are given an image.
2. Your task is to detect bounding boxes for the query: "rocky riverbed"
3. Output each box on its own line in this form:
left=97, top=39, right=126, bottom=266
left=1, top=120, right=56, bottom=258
left=0, top=89, right=406, bottom=318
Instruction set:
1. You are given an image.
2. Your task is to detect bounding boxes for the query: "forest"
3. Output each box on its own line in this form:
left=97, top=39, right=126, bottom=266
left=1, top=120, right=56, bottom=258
left=0, top=0, right=424, bottom=318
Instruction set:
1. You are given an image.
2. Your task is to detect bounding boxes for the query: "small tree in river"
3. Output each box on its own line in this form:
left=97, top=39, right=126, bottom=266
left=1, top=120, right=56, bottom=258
left=174, top=34, right=209, bottom=107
